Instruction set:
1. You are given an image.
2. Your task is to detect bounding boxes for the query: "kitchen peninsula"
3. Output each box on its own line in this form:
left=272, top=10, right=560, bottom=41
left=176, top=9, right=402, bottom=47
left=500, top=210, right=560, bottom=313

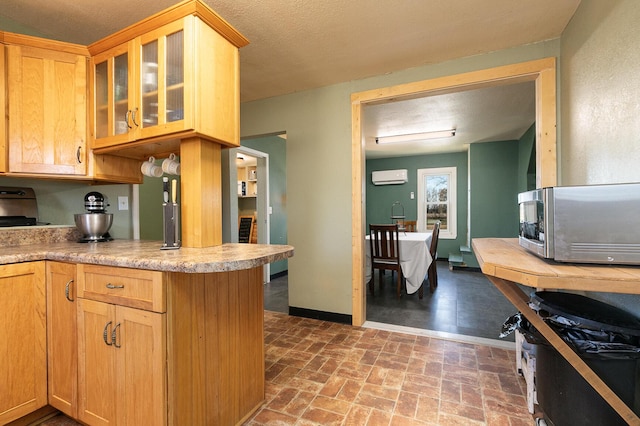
left=0, top=228, right=293, bottom=425
left=0, top=0, right=290, bottom=424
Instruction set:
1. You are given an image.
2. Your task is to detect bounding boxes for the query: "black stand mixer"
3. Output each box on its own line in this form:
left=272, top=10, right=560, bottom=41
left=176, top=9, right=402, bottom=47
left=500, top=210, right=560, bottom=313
left=74, top=191, right=114, bottom=242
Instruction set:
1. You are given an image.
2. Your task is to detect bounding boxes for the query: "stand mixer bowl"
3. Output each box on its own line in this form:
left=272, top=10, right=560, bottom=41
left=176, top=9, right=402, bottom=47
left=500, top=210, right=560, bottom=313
left=74, top=213, right=113, bottom=241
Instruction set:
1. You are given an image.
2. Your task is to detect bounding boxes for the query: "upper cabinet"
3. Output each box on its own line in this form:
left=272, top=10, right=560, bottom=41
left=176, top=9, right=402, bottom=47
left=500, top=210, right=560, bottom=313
left=5, top=37, right=88, bottom=175
left=89, top=1, right=249, bottom=159
left=0, top=46, right=6, bottom=173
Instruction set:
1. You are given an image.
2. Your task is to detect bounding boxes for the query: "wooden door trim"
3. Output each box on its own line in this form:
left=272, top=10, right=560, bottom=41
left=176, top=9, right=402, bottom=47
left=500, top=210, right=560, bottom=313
left=350, top=57, right=557, bottom=326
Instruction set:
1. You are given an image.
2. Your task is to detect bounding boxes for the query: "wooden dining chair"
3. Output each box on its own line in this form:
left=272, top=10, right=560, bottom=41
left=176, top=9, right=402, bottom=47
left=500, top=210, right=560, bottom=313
left=368, top=224, right=403, bottom=297
left=403, top=220, right=417, bottom=232
left=419, top=221, right=441, bottom=298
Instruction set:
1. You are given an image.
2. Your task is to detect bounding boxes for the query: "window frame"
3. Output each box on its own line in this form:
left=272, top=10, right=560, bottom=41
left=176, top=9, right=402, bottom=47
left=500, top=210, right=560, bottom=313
left=417, top=166, right=457, bottom=239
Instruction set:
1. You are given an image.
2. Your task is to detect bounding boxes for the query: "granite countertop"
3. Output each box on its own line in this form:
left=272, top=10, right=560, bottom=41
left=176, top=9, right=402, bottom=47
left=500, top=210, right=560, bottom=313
left=0, top=227, right=294, bottom=273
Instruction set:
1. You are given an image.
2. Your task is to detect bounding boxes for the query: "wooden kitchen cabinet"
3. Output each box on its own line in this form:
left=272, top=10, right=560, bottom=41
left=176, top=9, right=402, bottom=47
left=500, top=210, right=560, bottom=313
left=76, top=264, right=166, bottom=426
left=6, top=40, right=88, bottom=175
left=88, top=0, right=248, bottom=159
left=0, top=45, right=6, bottom=173
left=46, top=261, right=78, bottom=419
left=0, top=262, right=47, bottom=424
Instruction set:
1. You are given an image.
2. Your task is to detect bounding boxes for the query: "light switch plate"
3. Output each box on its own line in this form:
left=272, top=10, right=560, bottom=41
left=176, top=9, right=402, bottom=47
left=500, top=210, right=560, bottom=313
left=118, top=196, right=129, bottom=211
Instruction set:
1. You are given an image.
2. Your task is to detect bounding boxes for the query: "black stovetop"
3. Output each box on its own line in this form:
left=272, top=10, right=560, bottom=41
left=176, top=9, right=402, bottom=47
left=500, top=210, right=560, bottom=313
left=0, top=216, right=37, bottom=227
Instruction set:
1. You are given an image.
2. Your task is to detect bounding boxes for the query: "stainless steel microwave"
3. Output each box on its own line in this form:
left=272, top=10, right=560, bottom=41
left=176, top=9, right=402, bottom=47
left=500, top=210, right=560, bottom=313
left=518, top=183, right=640, bottom=265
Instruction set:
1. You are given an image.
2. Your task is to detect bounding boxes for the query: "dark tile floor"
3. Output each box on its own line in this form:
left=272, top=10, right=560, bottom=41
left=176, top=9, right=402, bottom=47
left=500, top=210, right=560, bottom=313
left=265, top=261, right=518, bottom=343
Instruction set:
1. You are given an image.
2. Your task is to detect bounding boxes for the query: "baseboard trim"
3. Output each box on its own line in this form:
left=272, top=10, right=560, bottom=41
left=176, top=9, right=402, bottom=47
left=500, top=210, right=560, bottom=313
left=270, top=270, right=288, bottom=280
left=288, top=306, right=352, bottom=325
left=449, top=264, right=482, bottom=272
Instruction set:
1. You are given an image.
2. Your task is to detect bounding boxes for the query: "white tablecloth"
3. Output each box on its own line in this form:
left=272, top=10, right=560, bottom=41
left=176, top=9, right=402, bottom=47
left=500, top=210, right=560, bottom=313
left=365, top=232, right=433, bottom=295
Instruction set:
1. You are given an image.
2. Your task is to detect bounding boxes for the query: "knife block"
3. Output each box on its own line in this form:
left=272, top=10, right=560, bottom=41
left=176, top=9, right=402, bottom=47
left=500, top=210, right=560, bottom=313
left=161, top=202, right=180, bottom=249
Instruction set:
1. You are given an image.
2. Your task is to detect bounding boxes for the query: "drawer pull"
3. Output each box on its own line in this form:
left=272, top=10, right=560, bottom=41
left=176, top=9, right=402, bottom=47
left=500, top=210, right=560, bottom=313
left=65, top=279, right=74, bottom=301
left=106, top=283, right=125, bottom=289
left=103, top=321, right=113, bottom=346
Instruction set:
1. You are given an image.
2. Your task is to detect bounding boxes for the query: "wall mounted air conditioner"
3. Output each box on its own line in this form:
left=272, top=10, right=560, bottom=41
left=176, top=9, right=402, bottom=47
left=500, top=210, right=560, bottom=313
left=371, top=169, right=408, bottom=185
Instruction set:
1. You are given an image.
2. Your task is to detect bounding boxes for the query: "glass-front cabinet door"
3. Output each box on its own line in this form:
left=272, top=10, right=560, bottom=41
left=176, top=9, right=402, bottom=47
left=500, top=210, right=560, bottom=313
left=92, top=20, right=188, bottom=149
left=92, top=42, right=136, bottom=148
left=137, top=19, right=187, bottom=140
left=90, top=13, right=244, bottom=153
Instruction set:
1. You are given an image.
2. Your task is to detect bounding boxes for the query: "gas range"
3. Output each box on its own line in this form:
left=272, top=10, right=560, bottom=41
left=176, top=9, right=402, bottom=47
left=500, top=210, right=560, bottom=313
left=0, top=216, right=37, bottom=227
left=0, top=187, right=40, bottom=227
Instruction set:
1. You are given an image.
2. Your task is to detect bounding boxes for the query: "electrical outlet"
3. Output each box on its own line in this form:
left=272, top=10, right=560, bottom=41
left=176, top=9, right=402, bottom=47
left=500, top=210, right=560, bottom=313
left=118, top=196, right=129, bottom=211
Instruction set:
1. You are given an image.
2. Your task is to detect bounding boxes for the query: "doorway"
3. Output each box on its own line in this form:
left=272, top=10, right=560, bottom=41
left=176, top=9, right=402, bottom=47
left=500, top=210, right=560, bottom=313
left=351, top=58, right=558, bottom=327
left=222, top=146, right=271, bottom=282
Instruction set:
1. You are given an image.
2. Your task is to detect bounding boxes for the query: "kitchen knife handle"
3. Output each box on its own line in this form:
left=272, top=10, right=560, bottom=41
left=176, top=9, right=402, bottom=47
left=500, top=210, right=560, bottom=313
left=171, top=179, right=177, bottom=204
left=163, top=177, right=169, bottom=203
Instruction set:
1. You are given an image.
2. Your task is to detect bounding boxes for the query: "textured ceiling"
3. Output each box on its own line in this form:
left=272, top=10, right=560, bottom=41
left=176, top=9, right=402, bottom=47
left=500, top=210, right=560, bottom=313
left=0, top=0, right=580, bottom=157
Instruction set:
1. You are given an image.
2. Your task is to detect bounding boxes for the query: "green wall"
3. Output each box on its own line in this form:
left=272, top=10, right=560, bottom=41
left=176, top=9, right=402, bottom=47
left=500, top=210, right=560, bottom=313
left=0, top=176, right=133, bottom=240
left=365, top=152, right=468, bottom=261
left=517, top=123, right=536, bottom=193
left=241, top=135, right=288, bottom=276
left=241, top=40, right=560, bottom=316
left=366, top=136, right=529, bottom=270
left=138, top=157, right=175, bottom=241
left=468, top=141, right=520, bottom=267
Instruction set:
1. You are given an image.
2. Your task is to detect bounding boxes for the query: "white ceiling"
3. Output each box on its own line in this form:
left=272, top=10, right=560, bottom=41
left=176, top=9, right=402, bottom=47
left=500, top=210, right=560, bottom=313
left=0, top=0, right=580, bottom=158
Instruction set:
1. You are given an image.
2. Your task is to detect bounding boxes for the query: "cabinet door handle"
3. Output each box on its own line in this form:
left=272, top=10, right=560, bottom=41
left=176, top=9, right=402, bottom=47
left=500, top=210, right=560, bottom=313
left=125, top=110, right=132, bottom=129
left=64, top=279, right=74, bottom=302
left=112, top=323, right=121, bottom=348
left=106, top=283, right=125, bottom=289
left=131, top=107, right=139, bottom=127
left=103, top=321, right=113, bottom=346
left=76, top=146, right=82, bottom=164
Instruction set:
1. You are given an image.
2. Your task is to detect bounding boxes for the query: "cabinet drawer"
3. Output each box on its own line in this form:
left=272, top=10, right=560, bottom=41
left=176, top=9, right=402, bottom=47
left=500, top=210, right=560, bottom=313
left=77, top=264, right=165, bottom=312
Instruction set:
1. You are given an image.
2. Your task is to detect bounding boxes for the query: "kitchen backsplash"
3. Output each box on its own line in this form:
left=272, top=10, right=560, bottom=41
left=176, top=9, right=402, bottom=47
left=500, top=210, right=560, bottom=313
left=0, top=225, right=81, bottom=246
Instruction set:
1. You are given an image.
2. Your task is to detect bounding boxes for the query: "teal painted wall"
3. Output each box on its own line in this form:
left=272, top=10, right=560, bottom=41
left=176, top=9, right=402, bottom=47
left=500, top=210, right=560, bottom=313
left=517, top=123, right=536, bottom=193
left=366, top=134, right=533, bottom=269
left=241, top=136, right=288, bottom=276
left=468, top=140, right=519, bottom=267
left=365, top=152, right=468, bottom=260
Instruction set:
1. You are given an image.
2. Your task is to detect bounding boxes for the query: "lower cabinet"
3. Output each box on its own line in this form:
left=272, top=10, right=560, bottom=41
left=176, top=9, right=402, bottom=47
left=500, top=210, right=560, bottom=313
left=76, top=264, right=166, bottom=426
left=0, top=262, right=47, bottom=424
left=9, top=261, right=264, bottom=425
left=46, top=262, right=78, bottom=418
left=77, top=299, right=166, bottom=425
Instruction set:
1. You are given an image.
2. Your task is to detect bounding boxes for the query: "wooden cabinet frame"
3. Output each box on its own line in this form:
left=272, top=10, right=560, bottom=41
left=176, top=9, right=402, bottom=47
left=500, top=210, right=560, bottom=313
left=0, top=262, right=46, bottom=424
left=351, top=58, right=558, bottom=326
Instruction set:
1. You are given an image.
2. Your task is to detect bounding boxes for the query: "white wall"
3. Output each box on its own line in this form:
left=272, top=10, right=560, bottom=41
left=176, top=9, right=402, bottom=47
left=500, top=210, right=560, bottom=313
left=241, top=39, right=560, bottom=316
left=560, top=0, right=640, bottom=311
left=560, top=0, right=640, bottom=185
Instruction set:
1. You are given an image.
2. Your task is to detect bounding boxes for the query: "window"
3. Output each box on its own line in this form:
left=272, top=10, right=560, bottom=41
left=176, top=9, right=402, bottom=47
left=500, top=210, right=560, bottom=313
left=417, top=167, right=456, bottom=239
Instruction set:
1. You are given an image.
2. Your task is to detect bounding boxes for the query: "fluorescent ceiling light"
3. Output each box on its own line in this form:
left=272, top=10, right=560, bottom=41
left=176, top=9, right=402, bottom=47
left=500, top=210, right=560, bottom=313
left=375, top=129, right=456, bottom=144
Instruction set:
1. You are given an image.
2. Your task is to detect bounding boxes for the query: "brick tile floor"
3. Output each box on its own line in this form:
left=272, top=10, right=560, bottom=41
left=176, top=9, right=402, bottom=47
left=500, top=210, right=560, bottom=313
left=246, top=311, right=532, bottom=425
left=40, top=310, right=532, bottom=425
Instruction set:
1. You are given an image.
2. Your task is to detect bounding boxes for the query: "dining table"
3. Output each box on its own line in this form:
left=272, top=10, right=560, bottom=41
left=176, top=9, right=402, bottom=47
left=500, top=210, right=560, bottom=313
left=365, top=231, right=433, bottom=295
